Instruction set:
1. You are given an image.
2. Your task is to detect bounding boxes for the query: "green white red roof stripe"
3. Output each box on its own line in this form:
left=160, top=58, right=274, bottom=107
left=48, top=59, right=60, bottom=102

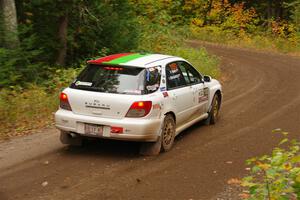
left=88, top=53, right=150, bottom=65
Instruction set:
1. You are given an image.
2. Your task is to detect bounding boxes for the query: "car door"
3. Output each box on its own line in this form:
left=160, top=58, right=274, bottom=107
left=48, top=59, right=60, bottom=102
left=177, top=61, right=209, bottom=117
left=165, top=62, right=194, bottom=126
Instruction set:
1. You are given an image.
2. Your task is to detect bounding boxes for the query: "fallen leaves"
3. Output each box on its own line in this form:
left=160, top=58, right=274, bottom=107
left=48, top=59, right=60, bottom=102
left=227, top=178, right=242, bottom=185
left=239, top=192, right=250, bottom=199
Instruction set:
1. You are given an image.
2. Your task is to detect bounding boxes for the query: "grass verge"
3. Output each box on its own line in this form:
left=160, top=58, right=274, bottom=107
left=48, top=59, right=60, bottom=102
left=191, top=25, right=300, bottom=56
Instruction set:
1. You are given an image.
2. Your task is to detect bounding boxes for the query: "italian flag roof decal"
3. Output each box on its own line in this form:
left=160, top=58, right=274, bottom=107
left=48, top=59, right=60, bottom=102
left=88, top=53, right=150, bottom=65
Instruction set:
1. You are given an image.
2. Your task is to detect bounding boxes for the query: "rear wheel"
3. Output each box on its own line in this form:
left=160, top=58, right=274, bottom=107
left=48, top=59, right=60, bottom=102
left=139, top=114, right=176, bottom=155
left=161, top=115, right=176, bottom=152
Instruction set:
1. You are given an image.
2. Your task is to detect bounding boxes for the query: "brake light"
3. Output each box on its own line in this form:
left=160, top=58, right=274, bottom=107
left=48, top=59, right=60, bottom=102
left=104, top=67, right=123, bottom=71
left=60, top=92, right=72, bottom=111
left=126, top=101, right=152, bottom=118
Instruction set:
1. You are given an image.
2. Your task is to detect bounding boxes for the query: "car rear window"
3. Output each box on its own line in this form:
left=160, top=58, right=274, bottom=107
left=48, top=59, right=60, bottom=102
left=70, top=64, right=161, bottom=95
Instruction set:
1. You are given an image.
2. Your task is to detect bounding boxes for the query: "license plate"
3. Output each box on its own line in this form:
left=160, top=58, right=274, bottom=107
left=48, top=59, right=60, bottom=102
left=84, top=124, right=103, bottom=136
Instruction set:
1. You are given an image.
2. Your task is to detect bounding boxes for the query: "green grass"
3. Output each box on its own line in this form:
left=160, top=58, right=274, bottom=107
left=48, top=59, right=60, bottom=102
left=190, top=25, right=300, bottom=55
left=165, top=46, right=220, bottom=78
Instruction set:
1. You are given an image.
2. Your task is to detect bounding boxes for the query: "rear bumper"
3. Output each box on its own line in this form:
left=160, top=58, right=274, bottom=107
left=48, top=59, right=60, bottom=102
left=55, top=109, right=162, bottom=142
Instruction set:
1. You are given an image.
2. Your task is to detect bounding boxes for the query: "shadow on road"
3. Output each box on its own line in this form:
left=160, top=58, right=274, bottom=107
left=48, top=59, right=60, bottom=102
left=61, top=139, right=141, bottom=159
left=58, top=120, right=209, bottom=160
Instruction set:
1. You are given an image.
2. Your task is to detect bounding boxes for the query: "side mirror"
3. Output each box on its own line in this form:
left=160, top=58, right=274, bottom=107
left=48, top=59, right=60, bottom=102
left=203, top=75, right=212, bottom=82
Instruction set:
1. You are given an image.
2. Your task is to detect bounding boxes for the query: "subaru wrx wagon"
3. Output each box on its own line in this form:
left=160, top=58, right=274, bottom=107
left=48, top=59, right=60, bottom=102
left=55, top=53, right=222, bottom=155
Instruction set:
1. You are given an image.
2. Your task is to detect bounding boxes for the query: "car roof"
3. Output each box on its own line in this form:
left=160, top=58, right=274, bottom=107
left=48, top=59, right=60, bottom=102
left=87, top=53, right=183, bottom=68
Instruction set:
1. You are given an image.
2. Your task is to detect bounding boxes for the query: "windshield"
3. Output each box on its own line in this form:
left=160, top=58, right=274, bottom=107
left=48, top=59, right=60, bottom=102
left=70, top=64, right=161, bottom=95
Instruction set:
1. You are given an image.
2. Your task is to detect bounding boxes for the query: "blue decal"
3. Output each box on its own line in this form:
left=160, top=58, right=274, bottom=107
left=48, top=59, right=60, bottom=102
left=160, top=87, right=166, bottom=91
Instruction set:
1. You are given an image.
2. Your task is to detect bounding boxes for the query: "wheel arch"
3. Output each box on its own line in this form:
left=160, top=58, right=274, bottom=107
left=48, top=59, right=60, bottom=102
left=164, top=111, right=176, bottom=124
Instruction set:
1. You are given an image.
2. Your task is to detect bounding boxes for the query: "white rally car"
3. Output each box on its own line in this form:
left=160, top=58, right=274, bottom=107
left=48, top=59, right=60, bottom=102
left=55, top=53, right=222, bottom=155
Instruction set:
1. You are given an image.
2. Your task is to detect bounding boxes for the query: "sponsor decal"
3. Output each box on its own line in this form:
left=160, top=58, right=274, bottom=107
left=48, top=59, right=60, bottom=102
left=160, top=87, right=166, bottom=91
left=75, top=81, right=93, bottom=86
left=163, top=92, right=169, bottom=98
left=146, top=84, right=159, bottom=91
left=123, top=90, right=142, bottom=94
left=153, top=104, right=161, bottom=110
left=198, top=87, right=209, bottom=102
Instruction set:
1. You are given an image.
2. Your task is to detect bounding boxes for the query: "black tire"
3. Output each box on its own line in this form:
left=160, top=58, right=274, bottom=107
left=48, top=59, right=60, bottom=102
left=161, top=114, right=176, bottom=152
left=207, top=94, right=220, bottom=125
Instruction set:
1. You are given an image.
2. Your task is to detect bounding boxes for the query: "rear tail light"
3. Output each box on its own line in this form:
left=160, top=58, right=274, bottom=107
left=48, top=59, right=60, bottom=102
left=126, top=101, right=152, bottom=118
left=60, top=92, right=72, bottom=111
left=110, top=126, right=123, bottom=134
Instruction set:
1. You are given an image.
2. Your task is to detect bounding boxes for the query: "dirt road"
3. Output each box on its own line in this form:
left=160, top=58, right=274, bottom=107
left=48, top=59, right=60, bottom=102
left=1, top=42, right=300, bottom=200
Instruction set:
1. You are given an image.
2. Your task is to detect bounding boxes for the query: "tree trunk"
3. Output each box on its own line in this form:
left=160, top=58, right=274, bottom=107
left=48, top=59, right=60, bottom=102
left=203, top=0, right=213, bottom=25
left=56, top=15, right=68, bottom=66
left=267, top=0, right=273, bottom=27
left=0, top=0, right=19, bottom=48
left=275, top=0, right=283, bottom=20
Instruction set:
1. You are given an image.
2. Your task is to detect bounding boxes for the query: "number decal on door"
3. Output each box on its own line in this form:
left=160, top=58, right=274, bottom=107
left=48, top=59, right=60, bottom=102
left=199, top=87, right=209, bottom=102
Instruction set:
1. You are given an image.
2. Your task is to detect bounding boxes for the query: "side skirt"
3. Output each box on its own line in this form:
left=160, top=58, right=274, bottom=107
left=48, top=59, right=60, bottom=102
left=175, top=113, right=209, bottom=136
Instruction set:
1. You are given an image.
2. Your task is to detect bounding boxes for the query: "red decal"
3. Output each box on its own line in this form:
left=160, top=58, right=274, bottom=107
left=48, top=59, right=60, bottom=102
left=87, top=53, right=133, bottom=64
left=163, top=92, right=169, bottom=98
left=153, top=104, right=161, bottom=110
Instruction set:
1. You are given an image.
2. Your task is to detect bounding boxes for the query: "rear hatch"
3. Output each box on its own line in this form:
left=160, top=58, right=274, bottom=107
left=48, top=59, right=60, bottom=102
left=65, top=88, right=137, bottom=119
left=65, top=64, right=161, bottom=119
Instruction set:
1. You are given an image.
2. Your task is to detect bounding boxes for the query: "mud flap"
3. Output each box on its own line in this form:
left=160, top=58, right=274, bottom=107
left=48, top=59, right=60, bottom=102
left=204, top=113, right=212, bottom=125
left=139, top=136, right=162, bottom=156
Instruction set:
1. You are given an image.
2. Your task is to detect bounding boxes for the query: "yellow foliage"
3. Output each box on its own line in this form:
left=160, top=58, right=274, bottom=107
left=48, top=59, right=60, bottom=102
left=283, top=162, right=292, bottom=171
left=191, top=18, right=204, bottom=27
left=257, top=162, right=271, bottom=170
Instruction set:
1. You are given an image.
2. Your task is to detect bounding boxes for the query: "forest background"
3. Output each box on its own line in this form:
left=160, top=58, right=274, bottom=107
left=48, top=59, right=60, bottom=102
left=0, top=0, right=299, bottom=138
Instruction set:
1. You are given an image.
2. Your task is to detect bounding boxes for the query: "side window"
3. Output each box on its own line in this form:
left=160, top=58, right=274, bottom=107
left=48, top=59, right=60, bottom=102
left=178, top=63, right=190, bottom=84
left=166, top=62, right=187, bottom=90
left=178, top=61, right=202, bottom=84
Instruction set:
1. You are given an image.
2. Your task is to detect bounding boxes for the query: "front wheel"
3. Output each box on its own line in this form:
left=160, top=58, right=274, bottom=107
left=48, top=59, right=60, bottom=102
left=206, top=94, right=221, bottom=125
